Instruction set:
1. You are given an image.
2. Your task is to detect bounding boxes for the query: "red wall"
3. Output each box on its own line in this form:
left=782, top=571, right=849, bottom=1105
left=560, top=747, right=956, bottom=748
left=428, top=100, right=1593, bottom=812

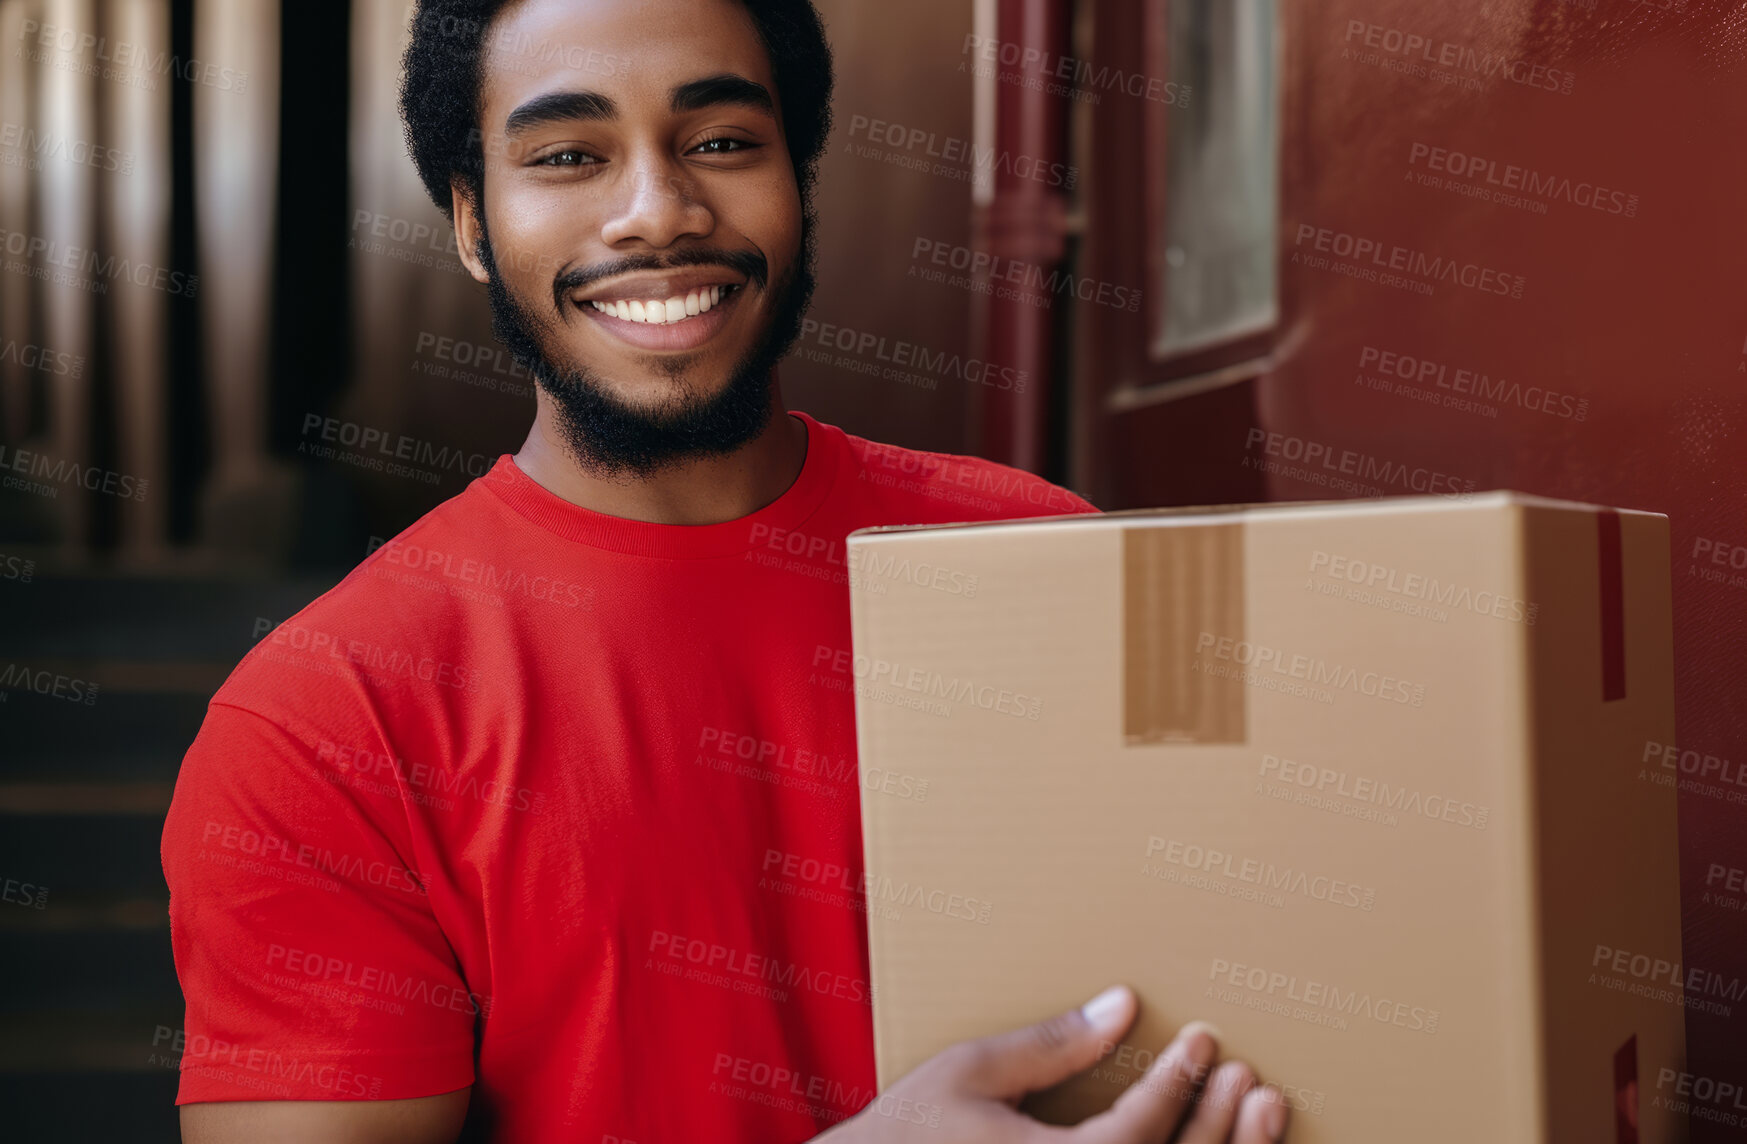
left=1250, top=0, right=1747, bottom=1125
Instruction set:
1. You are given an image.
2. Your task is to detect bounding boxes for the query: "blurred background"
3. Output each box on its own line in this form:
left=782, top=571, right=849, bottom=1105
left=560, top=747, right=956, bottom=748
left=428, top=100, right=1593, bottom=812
left=2, top=0, right=1745, bottom=1139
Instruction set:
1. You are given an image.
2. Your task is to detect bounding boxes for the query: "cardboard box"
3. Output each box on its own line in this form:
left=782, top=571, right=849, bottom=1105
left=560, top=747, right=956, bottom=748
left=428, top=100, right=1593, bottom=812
left=848, top=492, right=1685, bottom=1143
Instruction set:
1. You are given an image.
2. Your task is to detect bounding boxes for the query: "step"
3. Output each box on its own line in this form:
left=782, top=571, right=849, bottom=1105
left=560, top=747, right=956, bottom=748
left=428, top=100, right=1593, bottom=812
left=0, top=688, right=215, bottom=783
left=0, top=925, right=179, bottom=1015
left=0, top=1008, right=188, bottom=1072
left=0, top=569, right=336, bottom=662
left=0, top=810, right=173, bottom=898
left=0, top=1071, right=182, bottom=1142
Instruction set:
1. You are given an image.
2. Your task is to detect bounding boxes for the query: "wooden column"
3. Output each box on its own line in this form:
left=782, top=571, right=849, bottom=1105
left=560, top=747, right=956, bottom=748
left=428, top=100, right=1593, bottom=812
left=193, top=0, right=286, bottom=556
left=107, top=0, right=172, bottom=556
left=970, top=0, right=1072, bottom=473
left=39, top=0, right=98, bottom=547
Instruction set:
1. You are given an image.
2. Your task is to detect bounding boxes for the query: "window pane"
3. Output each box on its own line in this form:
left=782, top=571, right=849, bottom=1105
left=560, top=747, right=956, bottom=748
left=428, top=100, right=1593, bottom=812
left=1153, top=0, right=1278, bottom=359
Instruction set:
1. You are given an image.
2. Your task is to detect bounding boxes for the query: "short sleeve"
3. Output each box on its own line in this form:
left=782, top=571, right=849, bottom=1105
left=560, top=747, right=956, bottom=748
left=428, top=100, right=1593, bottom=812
left=161, top=701, right=477, bottom=1103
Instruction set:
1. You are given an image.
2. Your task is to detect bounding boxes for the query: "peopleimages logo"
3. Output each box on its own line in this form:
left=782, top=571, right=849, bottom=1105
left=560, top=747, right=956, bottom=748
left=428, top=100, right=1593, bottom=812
left=1309, top=548, right=1538, bottom=625
left=1242, top=429, right=1475, bottom=500
left=762, top=849, right=993, bottom=925
left=1591, top=943, right=1743, bottom=1015
left=1144, top=836, right=1378, bottom=911
left=371, top=538, right=590, bottom=609
left=1259, top=752, right=1490, bottom=830
left=798, top=318, right=1026, bottom=394
left=1195, top=631, right=1427, bottom=707
left=848, top=544, right=980, bottom=598
left=1356, top=345, right=1588, bottom=423
left=960, top=34, right=1190, bottom=108
left=911, top=237, right=1143, bottom=313
left=18, top=19, right=249, bottom=92
left=1292, top=223, right=1526, bottom=299
left=0, top=445, right=148, bottom=501
left=1406, top=143, right=1637, bottom=218
left=647, top=930, right=875, bottom=1005
left=845, top=113, right=1076, bottom=190
left=0, top=121, right=135, bottom=176
left=251, top=617, right=482, bottom=694
left=0, top=336, right=82, bottom=378
left=151, top=1027, right=384, bottom=1100
left=699, top=727, right=856, bottom=785
left=1209, top=957, right=1441, bottom=1034
left=1341, top=20, right=1575, bottom=95
left=412, top=8, right=625, bottom=79
left=1641, top=740, right=1747, bottom=788
left=0, top=662, right=99, bottom=705
left=266, top=943, right=492, bottom=1018
left=316, top=738, right=546, bottom=816
left=810, top=645, right=1042, bottom=720
left=1655, top=1068, right=1747, bottom=1126
left=200, top=820, right=426, bottom=896
left=0, top=226, right=197, bottom=297
left=299, top=414, right=494, bottom=480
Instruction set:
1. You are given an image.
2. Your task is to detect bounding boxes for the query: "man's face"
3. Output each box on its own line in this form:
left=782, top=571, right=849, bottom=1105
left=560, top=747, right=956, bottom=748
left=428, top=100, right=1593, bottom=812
left=459, top=0, right=811, bottom=474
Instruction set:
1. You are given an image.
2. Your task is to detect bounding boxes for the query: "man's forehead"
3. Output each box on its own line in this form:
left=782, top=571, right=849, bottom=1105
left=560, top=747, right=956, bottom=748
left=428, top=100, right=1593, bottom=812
left=479, top=0, right=774, bottom=109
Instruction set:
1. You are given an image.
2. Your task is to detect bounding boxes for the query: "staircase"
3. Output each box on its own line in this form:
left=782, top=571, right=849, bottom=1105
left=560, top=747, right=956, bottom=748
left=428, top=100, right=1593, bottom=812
left=0, top=560, right=336, bottom=1142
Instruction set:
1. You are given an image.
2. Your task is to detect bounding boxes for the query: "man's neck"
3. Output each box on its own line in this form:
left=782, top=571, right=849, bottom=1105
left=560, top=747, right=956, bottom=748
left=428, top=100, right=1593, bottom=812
left=511, top=393, right=810, bottom=526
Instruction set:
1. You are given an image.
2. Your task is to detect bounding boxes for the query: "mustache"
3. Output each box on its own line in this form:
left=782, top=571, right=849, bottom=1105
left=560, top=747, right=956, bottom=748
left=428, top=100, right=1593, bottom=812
left=550, top=248, right=770, bottom=312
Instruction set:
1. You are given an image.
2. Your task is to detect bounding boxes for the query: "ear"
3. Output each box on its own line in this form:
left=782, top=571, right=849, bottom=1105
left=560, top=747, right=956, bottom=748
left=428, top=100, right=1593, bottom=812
left=451, top=181, right=492, bottom=285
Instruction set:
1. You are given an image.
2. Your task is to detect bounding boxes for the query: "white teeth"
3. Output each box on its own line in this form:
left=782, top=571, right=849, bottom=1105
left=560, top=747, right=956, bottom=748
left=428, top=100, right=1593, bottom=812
left=588, top=285, right=735, bottom=324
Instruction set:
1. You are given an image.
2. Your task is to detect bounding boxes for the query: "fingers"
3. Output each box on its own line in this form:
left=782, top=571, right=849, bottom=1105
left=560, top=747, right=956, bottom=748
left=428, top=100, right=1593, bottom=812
left=1175, top=1060, right=1254, bottom=1144
left=941, top=998, right=1292, bottom=1144
left=1074, top=1020, right=1219, bottom=1144
left=1174, top=1064, right=1291, bottom=1144
left=954, top=985, right=1138, bottom=1100
left=1074, top=1022, right=1291, bottom=1144
left=1233, top=1085, right=1290, bottom=1144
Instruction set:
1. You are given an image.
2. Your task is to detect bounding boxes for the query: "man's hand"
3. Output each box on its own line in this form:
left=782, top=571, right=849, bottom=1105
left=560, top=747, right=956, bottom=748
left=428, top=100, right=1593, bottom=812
left=820, top=986, right=1288, bottom=1143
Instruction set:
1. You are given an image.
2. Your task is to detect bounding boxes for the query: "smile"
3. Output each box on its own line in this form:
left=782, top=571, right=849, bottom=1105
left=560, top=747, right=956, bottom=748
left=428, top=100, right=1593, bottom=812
left=575, top=283, right=745, bottom=352
left=585, top=284, right=741, bottom=326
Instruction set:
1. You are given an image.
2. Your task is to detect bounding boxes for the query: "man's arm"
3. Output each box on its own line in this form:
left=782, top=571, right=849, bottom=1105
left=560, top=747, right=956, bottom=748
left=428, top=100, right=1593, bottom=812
left=179, top=1087, right=472, bottom=1144
left=177, top=989, right=1282, bottom=1144
left=164, top=704, right=479, bottom=1133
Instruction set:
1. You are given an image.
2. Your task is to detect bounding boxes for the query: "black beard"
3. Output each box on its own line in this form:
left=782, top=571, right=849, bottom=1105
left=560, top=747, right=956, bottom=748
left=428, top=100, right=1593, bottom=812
left=477, top=210, right=817, bottom=479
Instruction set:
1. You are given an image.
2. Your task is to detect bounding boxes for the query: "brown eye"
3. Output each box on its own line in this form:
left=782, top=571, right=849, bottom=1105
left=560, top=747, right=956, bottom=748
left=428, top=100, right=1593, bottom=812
left=692, top=137, right=755, bottom=156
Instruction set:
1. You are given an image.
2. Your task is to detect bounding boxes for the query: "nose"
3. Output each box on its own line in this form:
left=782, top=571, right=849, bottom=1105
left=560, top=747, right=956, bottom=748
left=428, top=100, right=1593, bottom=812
left=599, top=152, right=714, bottom=249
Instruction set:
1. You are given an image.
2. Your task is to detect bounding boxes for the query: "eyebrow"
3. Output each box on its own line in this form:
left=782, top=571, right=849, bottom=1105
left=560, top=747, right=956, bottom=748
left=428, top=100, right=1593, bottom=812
left=501, top=73, right=776, bottom=137
left=504, top=90, right=617, bottom=136
left=671, top=74, right=775, bottom=117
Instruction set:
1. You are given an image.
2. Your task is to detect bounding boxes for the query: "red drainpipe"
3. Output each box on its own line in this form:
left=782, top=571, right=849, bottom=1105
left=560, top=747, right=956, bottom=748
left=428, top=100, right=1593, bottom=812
left=972, top=0, right=1073, bottom=473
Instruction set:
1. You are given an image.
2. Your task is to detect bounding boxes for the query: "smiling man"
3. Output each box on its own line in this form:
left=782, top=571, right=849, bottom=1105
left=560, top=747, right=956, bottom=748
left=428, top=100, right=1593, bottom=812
left=161, top=1, right=1289, bottom=1142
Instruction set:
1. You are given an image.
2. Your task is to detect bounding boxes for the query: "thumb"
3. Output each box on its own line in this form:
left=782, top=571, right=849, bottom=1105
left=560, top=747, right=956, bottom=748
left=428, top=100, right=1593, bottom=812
left=960, top=985, right=1137, bottom=1100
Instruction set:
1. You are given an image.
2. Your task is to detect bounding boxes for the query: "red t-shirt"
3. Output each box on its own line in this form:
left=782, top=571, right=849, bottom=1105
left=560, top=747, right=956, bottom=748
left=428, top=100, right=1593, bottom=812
left=161, top=411, right=1096, bottom=1142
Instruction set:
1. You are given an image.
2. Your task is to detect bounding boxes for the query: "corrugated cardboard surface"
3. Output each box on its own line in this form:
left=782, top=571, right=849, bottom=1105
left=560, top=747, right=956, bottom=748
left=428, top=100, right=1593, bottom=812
left=849, top=493, right=1683, bottom=1144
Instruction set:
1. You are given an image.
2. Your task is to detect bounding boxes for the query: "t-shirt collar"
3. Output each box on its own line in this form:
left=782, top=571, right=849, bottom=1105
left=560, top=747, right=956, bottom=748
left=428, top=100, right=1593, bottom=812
left=476, top=411, right=843, bottom=559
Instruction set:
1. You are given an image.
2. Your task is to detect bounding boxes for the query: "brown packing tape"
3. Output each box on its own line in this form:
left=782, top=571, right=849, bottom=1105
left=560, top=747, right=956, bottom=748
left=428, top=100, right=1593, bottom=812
left=1122, top=523, right=1246, bottom=745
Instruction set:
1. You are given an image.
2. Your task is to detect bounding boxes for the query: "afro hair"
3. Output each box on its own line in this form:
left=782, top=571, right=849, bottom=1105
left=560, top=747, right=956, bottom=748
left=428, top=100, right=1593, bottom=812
left=398, top=0, right=835, bottom=222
